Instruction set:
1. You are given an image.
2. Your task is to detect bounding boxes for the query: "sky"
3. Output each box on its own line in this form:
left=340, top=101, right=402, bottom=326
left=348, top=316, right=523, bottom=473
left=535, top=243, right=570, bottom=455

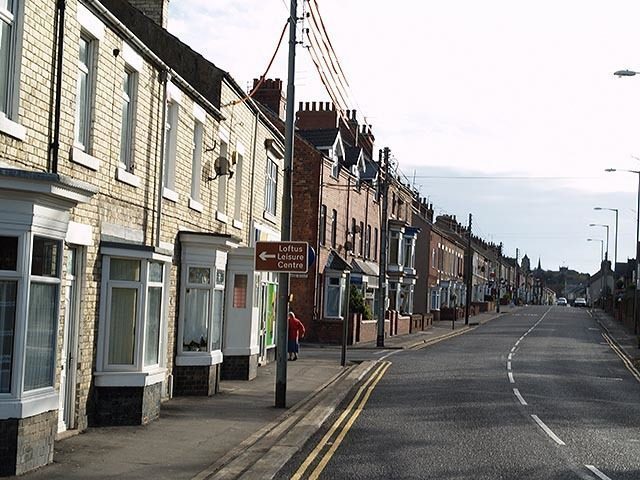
left=168, top=0, right=640, bottom=274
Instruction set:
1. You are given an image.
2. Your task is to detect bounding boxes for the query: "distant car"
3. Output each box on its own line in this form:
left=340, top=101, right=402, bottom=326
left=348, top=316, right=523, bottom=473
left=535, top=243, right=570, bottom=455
left=556, top=297, right=568, bottom=306
left=574, top=298, right=587, bottom=307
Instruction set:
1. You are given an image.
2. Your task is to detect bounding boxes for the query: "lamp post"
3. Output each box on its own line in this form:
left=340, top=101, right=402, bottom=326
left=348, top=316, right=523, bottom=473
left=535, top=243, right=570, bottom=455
left=594, top=207, right=618, bottom=266
left=589, top=223, right=610, bottom=261
left=587, top=238, right=604, bottom=263
left=605, top=167, right=640, bottom=335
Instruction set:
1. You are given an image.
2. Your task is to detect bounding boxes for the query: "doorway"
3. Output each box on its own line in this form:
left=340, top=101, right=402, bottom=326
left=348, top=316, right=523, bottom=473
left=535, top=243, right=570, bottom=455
left=58, top=246, right=81, bottom=433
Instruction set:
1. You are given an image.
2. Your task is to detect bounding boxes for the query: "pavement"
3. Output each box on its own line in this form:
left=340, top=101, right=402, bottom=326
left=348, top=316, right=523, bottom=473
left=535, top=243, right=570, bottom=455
left=590, top=308, right=640, bottom=366
left=27, top=303, right=625, bottom=480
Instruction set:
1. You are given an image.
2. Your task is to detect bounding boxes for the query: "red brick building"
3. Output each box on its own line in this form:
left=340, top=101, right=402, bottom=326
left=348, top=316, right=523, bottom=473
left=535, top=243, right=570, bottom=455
left=254, top=84, right=381, bottom=343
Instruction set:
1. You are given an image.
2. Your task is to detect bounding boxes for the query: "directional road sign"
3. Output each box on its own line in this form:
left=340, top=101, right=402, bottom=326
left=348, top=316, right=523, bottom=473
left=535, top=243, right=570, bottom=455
left=255, top=241, right=309, bottom=273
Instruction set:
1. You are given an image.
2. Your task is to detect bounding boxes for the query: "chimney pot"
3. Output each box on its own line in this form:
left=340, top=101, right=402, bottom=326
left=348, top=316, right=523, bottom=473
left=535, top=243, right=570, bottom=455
left=305, top=102, right=310, bottom=110
left=312, top=101, right=317, bottom=111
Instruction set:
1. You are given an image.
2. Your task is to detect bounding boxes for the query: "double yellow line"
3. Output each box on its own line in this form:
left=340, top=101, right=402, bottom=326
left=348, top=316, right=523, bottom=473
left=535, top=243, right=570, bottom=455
left=291, top=361, right=391, bottom=480
left=602, top=332, right=640, bottom=383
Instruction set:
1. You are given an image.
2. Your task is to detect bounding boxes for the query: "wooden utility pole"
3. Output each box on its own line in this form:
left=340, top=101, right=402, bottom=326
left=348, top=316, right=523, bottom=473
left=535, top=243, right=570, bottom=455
left=464, top=213, right=472, bottom=325
left=377, top=147, right=390, bottom=347
left=275, top=0, right=297, bottom=408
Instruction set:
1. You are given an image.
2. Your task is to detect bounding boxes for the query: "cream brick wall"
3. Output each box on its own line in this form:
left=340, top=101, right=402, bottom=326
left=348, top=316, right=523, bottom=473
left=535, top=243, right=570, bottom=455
left=1, top=0, right=285, bottom=432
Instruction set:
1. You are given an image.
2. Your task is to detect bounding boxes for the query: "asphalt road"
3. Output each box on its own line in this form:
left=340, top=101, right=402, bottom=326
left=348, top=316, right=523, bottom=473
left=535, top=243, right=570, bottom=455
left=279, top=305, right=640, bottom=480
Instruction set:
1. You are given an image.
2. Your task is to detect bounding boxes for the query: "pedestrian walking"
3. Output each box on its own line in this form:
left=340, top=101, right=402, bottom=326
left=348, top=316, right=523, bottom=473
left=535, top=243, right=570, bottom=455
left=287, top=311, right=306, bottom=361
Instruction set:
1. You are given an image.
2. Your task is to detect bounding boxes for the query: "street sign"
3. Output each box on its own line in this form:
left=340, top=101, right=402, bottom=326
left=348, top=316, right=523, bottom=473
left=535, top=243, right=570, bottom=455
left=255, top=241, right=309, bottom=273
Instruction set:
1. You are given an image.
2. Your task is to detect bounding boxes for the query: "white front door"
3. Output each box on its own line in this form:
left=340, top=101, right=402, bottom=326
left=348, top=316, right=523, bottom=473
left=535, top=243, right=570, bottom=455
left=58, top=247, right=79, bottom=433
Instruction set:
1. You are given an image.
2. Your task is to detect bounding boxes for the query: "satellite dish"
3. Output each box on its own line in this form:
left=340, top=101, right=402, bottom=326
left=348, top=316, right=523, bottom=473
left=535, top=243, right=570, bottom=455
left=208, top=156, right=234, bottom=181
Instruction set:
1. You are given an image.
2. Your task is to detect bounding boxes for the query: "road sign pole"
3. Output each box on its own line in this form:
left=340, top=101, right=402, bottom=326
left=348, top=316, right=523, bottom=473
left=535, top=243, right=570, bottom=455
left=275, top=0, right=297, bottom=408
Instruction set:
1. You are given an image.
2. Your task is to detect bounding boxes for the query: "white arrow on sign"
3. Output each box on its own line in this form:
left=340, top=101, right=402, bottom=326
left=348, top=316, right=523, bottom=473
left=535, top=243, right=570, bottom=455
left=259, top=251, right=276, bottom=262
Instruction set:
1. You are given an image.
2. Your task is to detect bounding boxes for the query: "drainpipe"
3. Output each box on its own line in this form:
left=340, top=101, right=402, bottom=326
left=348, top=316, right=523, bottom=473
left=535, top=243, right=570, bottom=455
left=50, top=0, right=67, bottom=173
left=155, top=70, right=169, bottom=248
left=248, top=110, right=259, bottom=244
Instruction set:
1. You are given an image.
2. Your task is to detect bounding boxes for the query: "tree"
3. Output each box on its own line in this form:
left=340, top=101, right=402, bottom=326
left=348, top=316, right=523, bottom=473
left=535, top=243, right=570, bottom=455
left=349, top=285, right=372, bottom=320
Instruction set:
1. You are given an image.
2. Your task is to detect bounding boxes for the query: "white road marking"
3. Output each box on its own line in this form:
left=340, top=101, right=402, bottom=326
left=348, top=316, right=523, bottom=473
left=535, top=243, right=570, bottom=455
left=513, top=388, right=527, bottom=405
left=508, top=353, right=513, bottom=360
left=508, top=372, right=515, bottom=383
left=511, top=347, right=516, bottom=353
left=507, top=361, right=512, bottom=370
left=531, top=415, right=565, bottom=445
left=585, top=465, right=613, bottom=480
left=515, top=340, right=520, bottom=346
left=588, top=328, right=600, bottom=331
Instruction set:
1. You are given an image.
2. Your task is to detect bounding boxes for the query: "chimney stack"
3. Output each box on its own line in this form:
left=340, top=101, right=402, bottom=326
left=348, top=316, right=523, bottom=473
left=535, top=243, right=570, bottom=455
left=128, top=0, right=170, bottom=28
left=252, top=78, right=286, bottom=119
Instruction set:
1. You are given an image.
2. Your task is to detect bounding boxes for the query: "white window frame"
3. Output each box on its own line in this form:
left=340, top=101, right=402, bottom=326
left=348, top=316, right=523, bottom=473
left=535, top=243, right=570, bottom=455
left=324, top=273, right=346, bottom=319
left=233, top=144, right=244, bottom=228
left=264, top=155, right=278, bottom=217
left=95, top=248, right=170, bottom=387
left=176, top=237, right=232, bottom=367
left=216, top=129, right=230, bottom=221
left=163, top=98, right=180, bottom=200
left=119, top=66, right=137, bottom=174
left=0, top=0, right=26, bottom=140
left=73, top=33, right=94, bottom=152
left=189, top=104, right=206, bottom=212
left=0, top=231, right=63, bottom=420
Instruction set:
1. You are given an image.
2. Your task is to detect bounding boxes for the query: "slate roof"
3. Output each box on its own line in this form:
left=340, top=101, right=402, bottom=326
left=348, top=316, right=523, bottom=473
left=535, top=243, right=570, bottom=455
left=298, top=128, right=339, bottom=149
left=344, top=145, right=361, bottom=168
left=326, top=250, right=351, bottom=271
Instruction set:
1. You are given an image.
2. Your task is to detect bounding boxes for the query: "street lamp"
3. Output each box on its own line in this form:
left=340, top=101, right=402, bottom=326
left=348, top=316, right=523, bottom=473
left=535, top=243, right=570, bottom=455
left=594, top=207, right=618, bottom=266
left=587, top=238, right=604, bottom=263
left=605, top=166, right=640, bottom=335
left=589, top=223, right=609, bottom=261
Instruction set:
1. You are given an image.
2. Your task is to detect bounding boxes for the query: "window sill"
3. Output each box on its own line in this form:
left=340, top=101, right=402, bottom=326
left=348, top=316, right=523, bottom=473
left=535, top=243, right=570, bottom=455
left=263, top=210, right=277, bottom=224
left=94, top=368, right=166, bottom=387
left=232, top=219, right=243, bottom=230
left=216, top=211, right=228, bottom=224
left=71, top=147, right=100, bottom=171
left=0, top=389, right=58, bottom=420
left=175, top=350, right=223, bottom=366
left=163, top=187, right=179, bottom=203
left=0, top=116, right=26, bottom=141
left=116, top=167, right=141, bottom=188
left=189, top=197, right=203, bottom=212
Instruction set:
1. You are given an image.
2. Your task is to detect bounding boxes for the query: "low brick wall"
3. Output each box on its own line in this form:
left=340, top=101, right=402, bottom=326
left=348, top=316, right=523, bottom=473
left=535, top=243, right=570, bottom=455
left=397, top=315, right=410, bottom=336
left=440, top=307, right=464, bottom=320
left=174, top=364, right=220, bottom=395
left=92, top=383, right=161, bottom=426
left=221, top=355, right=258, bottom=381
left=0, top=411, right=57, bottom=476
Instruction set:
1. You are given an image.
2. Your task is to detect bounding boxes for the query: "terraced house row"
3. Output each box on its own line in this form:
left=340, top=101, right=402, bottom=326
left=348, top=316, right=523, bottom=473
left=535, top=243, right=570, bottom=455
left=0, top=0, right=535, bottom=475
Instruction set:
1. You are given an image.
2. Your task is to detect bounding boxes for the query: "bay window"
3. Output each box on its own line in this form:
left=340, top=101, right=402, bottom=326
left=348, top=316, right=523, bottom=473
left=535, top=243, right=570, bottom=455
left=0, top=235, right=18, bottom=394
left=97, top=247, right=170, bottom=380
left=324, top=274, right=346, bottom=318
left=177, top=232, right=234, bottom=367
left=181, top=266, right=224, bottom=353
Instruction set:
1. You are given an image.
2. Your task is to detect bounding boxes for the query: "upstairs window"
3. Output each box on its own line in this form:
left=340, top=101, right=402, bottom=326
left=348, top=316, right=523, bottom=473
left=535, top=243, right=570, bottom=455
left=74, top=35, right=94, bottom=150
left=190, top=119, right=204, bottom=203
left=163, top=100, right=179, bottom=190
left=0, top=0, right=18, bottom=117
left=331, top=209, right=337, bottom=248
left=120, top=68, right=137, bottom=172
left=319, top=205, right=327, bottom=246
left=265, top=157, right=278, bottom=215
